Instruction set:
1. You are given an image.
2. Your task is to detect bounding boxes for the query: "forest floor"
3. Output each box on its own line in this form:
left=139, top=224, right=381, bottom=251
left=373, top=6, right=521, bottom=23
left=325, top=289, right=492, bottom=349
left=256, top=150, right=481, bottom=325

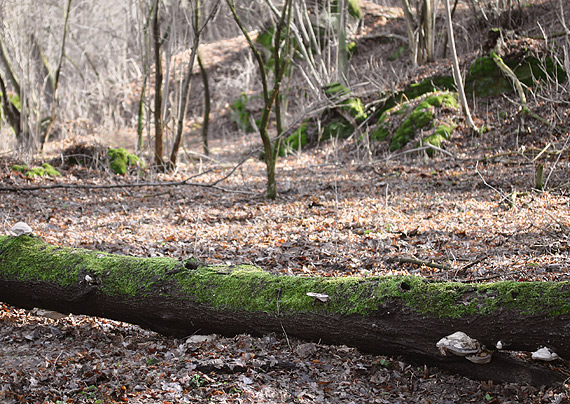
left=2, top=0, right=570, bottom=402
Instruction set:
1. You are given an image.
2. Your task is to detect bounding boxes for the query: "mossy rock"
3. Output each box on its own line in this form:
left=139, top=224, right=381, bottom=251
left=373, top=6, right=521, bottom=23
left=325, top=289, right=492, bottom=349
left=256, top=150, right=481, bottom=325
left=465, top=55, right=566, bottom=97
left=108, top=148, right=143, bottom=175
left=370, top=91, right=460, bottom=153
left=323, top=119, right=354, bottom=140
left=12, top=163, right=61, bottom=178
left=346, top=0, right=363, bottom=19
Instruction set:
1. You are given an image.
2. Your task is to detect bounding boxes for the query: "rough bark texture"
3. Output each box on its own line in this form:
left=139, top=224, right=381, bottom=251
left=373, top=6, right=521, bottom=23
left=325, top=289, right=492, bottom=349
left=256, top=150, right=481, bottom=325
left=1, top=235, right=569, bottom=386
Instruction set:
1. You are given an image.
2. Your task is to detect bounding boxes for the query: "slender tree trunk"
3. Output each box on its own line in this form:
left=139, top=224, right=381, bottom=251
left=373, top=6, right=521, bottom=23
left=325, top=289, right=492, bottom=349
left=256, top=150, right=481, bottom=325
left=337, top=0, right=348, bottom=84
left=197, top=52, right=210, bottom=155
left=152, top=0, right=165, bottom=169
left=169, top=0, right=201, bottom=170
left=227, top=0, right=292, bottom=199
left=0, top=39, right=21, bottom=96
left=444, top=0, right=477, bottom=131
left=136, top=74, right=148, bottom=152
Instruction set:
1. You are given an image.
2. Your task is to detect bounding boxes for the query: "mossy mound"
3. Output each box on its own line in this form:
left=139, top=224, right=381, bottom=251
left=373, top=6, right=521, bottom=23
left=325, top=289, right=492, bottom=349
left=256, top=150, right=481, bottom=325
left=370, top=91, right=460, bottom=153
left=465, top=55, right=566, bottom=97
left=318, top=82, right=368, bottom=142
left=275, top=83, right=368, bottom=157
left=12, top=163, right=61, bottom=178
left=108, top=148, right=144, bottom=175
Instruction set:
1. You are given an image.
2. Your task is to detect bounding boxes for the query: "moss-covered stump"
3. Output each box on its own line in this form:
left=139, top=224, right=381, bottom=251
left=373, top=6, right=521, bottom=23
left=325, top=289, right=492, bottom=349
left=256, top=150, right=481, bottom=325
left=1, top=235, right=569, bottom=385
left=371, top=91, right=460, bottom=153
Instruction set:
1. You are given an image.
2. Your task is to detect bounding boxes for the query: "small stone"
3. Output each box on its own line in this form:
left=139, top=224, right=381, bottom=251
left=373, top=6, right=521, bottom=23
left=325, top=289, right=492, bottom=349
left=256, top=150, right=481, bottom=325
left=9, top=221, right=33, bottom=236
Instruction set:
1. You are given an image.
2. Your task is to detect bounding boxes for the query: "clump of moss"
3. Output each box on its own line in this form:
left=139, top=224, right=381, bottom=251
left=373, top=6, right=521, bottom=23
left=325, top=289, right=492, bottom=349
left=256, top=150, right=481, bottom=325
left=465, top=55, right=567, bottom=97
left=370, top=91, right=459, bottom=153
left=12, top=163, right=61, bottom=178
left=108, top=148, right=143, bottom=175
left=325, top=82, right=367, bottom=122
left=421, top=123, right=456, bottom=156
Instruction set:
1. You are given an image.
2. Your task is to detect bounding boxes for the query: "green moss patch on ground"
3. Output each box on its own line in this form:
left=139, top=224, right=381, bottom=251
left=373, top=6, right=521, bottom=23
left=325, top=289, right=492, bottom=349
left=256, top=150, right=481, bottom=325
left=12, top=163, right=61, bottom=178
left=108, top=147, right=144, bottom=175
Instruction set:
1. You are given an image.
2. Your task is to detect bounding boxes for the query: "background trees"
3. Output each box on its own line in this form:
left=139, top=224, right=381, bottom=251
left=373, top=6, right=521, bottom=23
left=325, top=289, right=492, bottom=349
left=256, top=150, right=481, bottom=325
left=0, top=0, right=566, bottom=195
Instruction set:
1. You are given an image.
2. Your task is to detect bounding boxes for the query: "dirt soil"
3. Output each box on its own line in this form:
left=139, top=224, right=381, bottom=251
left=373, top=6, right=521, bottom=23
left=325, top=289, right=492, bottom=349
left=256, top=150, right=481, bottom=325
left=2, top=0, right=570, bottom=402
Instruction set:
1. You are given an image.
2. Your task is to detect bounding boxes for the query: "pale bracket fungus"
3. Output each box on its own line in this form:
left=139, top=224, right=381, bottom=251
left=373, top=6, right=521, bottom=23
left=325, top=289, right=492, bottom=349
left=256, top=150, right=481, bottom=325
left=306, top=292, right=330, bottom=303
left=531, top=347, right=560, bottom=361
left=436, top=331, right=492, bottom=364
left=436, top=331, right=480, bottom=356
left=9, top=221, right=33, bottom=236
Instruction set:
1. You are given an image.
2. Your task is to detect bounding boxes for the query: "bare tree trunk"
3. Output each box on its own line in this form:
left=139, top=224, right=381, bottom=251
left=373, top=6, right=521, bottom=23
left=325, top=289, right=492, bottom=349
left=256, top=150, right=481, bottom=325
left=197, top=51, right=210, bottom=156
left=152, top=0, right=165, bottom=169
left=444, top=0, right=477, bottom=131
left=227, top=0, right=293, bottom=199
left=169, top=0, right=201, bottom=170
left=169, top=0, right=220, bottom=169
left=400, top=0, right=435, bottom=66
left=0, top=39, right=21, bottom=96
left=0, top=72, right=22, bottom=140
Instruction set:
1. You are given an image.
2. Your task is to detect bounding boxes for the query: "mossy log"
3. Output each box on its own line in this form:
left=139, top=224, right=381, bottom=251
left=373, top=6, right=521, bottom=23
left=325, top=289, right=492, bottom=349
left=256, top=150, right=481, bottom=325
left=1, top=235, right=569, bottom=386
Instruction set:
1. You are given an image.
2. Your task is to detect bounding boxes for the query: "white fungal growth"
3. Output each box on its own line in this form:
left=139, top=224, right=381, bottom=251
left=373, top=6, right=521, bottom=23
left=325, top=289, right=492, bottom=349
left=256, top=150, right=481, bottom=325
left=9, top=222, right=33, bottom=236
left=436, top=331, right=480, bottom=356
left=531, top=347, right=560, bottom=361
left=306, top=292, right=330, bottom=302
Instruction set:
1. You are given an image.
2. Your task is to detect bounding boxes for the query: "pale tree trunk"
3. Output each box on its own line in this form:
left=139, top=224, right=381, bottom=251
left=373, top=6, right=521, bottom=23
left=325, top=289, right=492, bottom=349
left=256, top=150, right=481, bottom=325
left=400, top=0, right=435, bottom=66
left=444, top=0, right=478, bottom=131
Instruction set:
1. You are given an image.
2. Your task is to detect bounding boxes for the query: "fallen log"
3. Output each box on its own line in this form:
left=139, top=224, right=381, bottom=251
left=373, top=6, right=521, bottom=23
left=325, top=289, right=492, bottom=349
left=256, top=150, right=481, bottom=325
left=1, top=235, right=569, bottom=385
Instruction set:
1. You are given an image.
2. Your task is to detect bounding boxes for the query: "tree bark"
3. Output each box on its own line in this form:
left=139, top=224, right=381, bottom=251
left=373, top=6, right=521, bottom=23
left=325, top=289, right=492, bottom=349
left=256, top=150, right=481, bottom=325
left=0, top=235, right=569, bottom=386
left=152, top=0, right=165, bottom=169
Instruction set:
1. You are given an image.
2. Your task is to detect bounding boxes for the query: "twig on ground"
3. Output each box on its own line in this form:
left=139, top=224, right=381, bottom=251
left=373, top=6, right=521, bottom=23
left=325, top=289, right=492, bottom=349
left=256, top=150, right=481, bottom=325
left=454, top=254, right=488, bottom=277
left=394, top=256, right=453, bottom=271
left=0, top=166, right=255, bottom=195
left=382, top=144, right=455, bottom=162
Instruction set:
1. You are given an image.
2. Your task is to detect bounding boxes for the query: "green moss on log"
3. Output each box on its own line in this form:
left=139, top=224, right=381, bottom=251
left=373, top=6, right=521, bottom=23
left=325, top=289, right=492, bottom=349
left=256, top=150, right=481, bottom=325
left=2, top=236, right=570, bottom=318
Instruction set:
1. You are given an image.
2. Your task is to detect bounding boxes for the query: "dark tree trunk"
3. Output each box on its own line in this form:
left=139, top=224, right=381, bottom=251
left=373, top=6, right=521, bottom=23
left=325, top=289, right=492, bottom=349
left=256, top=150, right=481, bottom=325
left=0, top=235, right=569, bottom=386
left=152, top=0, right=165, bottom=169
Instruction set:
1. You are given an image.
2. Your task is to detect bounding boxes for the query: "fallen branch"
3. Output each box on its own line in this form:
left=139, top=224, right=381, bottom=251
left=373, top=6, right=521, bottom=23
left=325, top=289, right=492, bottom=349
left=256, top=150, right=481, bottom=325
left=0, top=161, right=255, bottom=194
